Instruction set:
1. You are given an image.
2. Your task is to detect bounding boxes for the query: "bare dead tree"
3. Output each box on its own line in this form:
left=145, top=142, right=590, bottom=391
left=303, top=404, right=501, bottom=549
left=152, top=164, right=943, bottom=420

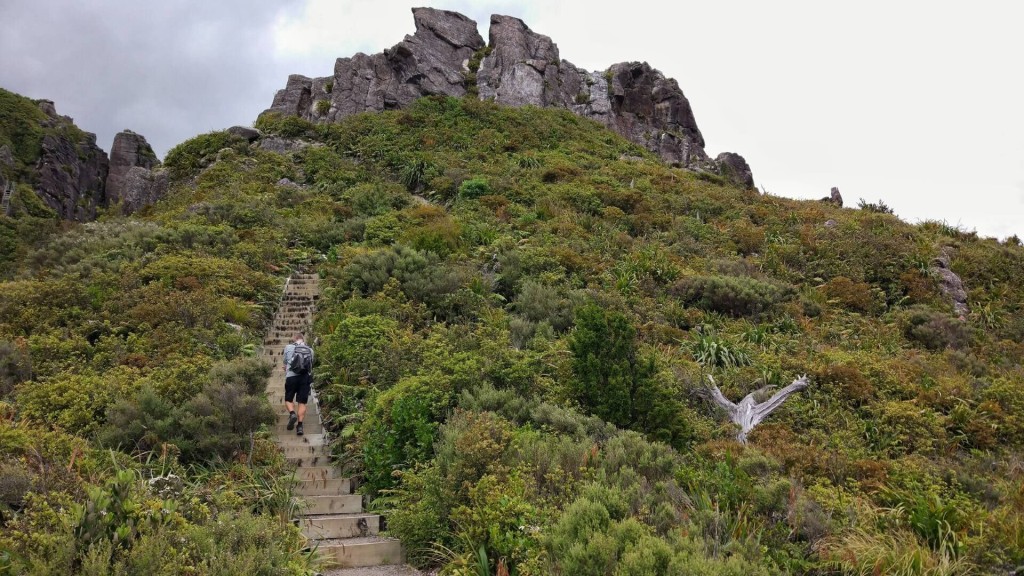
left=706, top=375, right=809, bottom=444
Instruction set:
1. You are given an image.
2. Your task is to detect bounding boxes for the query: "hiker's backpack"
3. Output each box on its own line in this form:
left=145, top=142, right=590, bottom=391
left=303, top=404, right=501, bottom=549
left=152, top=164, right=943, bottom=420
left=289, top=344, right=312, bottom=375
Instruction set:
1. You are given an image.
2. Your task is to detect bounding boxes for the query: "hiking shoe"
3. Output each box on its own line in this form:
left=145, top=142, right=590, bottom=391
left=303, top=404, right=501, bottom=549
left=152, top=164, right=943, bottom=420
left=296, top=422, right=304, bottom=436
left=286, top=412, right=297, bottom=431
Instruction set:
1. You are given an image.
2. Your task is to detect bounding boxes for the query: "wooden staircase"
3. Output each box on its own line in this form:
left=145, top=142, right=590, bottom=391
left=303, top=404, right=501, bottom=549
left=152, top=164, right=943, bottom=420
left=1, top=181, right=13, bottom=217
left=262, top=273, right=405, bottom=570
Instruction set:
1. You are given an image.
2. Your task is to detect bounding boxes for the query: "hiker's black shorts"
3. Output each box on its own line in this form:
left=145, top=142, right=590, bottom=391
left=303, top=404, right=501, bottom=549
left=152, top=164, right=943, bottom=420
left=285, top=373, right=312, bottom=404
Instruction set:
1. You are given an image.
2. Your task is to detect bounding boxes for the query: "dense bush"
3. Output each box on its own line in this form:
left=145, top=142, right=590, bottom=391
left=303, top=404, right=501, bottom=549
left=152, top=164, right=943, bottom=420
left=163, top=130, right=248, bottom=179
left=904, top=307, right=970, bottom=351
left=99, top=358, right=274, bottom=463
left=672, top=275, right=792, bottom=318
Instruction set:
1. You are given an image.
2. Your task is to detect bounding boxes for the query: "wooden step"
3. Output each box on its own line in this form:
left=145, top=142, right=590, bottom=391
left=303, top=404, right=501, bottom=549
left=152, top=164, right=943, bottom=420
left=276, top=433, right=326, bottom=447
left=295, top=477, right=352, bottom=496
left=300, top=513, right=381, bottom=539
left=274, top=419, right=323, bottom=435
left=294, top=465, right=342, bottom=481
left=300, top=494, right=363, bottom=515
left=313, top=537, right=404, bottom=569
left=278, top=442, right=330, bottom=459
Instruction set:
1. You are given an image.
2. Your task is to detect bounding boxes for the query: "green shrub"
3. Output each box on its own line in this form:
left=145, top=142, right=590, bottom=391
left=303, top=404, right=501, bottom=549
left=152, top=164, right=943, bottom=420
left=163, top=130, right=247, bottom=179
left=253, top=111, right=316, bottom=138
left=99, top=358, right=274, bottom=463
left=672, top=275, right=792, bottom=318
left=904, top=307, right=969, bottom=351
left=361, top=375, right=453, bottom=495
left=315, top=99, right=330, bottom=116
left=458, top=178, right=491, bottom=200
left=513, top=280, right=575, bottom=332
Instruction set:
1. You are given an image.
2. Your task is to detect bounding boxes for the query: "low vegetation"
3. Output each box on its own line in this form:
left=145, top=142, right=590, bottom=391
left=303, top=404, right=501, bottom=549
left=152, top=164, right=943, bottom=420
left=1, top=94, right=1022, bottom=574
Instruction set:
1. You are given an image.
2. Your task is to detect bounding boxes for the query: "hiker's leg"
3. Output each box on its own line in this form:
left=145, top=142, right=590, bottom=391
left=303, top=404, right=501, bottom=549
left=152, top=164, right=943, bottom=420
left=296, top=374, right=311, bottom=423
left=284, top=375, right=299, bottom=421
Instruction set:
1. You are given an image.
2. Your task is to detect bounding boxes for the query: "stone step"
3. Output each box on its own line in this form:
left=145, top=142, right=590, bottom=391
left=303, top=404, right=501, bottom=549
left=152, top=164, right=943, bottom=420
left=313, top=537, right=404, bottom=569
left=300, top=493, right=363, bottom=515
left=295, top=465, right=343, bottom=481
left=296, top=477, right=352, bottom=496
left=300, top=514, right=381, bottom=539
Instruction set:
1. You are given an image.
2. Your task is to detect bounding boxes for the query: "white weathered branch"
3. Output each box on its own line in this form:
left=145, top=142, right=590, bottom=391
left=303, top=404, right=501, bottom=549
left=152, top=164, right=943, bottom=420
left=706, top=375, right=809, bottom=444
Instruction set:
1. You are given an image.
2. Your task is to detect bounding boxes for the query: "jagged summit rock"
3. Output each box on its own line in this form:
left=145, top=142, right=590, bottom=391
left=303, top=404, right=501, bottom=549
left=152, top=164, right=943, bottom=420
left=262, top=7, right=754, bottom=187
left=265, top=7, right=484, bottom=122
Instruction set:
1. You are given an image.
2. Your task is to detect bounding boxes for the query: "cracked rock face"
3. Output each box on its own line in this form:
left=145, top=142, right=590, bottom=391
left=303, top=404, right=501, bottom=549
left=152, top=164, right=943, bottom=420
left=261, top=8, right=754, bottom=186
left=266, top=8, right=484, bottom=122
left=107, top=130, right=165, bottom=213
left=35, top=120, right=109, bottom=221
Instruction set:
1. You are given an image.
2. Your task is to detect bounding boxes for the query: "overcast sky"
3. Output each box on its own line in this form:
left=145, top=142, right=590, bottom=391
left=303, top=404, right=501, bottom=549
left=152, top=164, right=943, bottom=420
left=2, top=1, right=1022, bottom=239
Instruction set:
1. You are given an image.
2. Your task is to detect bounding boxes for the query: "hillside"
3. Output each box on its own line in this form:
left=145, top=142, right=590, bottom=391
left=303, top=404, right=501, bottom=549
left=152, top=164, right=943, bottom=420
left=1, top=95, right=1023, bottom=575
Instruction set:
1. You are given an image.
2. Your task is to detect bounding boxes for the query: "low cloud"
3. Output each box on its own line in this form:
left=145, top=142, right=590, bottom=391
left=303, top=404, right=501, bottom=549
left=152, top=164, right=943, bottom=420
left=0, top=0, right=301, bottom=157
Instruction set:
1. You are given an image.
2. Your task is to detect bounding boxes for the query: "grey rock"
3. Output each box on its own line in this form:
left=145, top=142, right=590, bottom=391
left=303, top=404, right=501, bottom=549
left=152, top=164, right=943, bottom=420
left=478, top=14, right=562, bottom=107
left=36, top=99, right=58, bottom=118
left=266, top=8, right=483, bottom=123
left=106, top=130, right=161, bottom=212
left=820, top=186, right=843, bottom=207
left=267, top=74, right=315, bottom=118
left=715, top=152, right=754, bottom=188
left=260, top=9, right=750, bottom=178
left=824, top=219, right=838, bottom=228
left=277, top=177, right=300, bottom=188
left=227, top=126, right=261, bottom=142
left=35, top=127, right=109, bottom=221
left=118, top=166, right=168, bottom=214
left=0, top=144, right=13, bottom=169
left=930, top=247, right=969, bottom=317
left=259, top=137, right=311, bottom=155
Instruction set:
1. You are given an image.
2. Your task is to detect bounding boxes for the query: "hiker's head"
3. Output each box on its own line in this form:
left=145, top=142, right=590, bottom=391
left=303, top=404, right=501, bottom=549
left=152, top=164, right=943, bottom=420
left=294, top=332, right=305, bottom=342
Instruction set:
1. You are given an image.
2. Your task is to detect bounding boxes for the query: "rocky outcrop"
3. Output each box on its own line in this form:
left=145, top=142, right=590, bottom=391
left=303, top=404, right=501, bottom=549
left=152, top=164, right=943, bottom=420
left=266, top=8, right=484, bottom=123
left=932, top=248, right=969, bottom=318
left=261, top=8, right=753, bottom=186
left=33, top=101, right=110, bottom=220
left=716, top=153, right=754, bottom=189
left=0, top=91, right=165, bottom=220
left=107, top=130, right=167, bottom=213
left=821, top=186, right=844, bottom=207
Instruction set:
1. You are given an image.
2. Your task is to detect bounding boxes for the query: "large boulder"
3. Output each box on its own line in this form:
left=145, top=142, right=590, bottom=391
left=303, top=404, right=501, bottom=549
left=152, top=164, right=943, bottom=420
left=117, top=166, right=168, bottom=214
left=261, top=8, right=752, bottom=182
left=716, top=152, right=755, bottom=188
left=106, top=131, right=158, bottom=201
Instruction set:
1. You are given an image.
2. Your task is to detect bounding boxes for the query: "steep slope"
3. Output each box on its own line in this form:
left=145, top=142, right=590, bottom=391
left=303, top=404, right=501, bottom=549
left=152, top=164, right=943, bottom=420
left=2, top=96, right=1022, bottom=574
left=263, top=8, right=753, bottom=186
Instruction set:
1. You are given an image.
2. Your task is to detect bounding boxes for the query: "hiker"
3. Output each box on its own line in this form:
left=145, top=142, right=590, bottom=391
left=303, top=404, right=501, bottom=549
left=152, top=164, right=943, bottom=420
left=283, top=332, right=314, bottom=436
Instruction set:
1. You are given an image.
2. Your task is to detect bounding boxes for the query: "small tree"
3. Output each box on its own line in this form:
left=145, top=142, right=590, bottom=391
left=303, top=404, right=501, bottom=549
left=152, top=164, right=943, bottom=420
left=569, top=304, right=689, bottom=446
